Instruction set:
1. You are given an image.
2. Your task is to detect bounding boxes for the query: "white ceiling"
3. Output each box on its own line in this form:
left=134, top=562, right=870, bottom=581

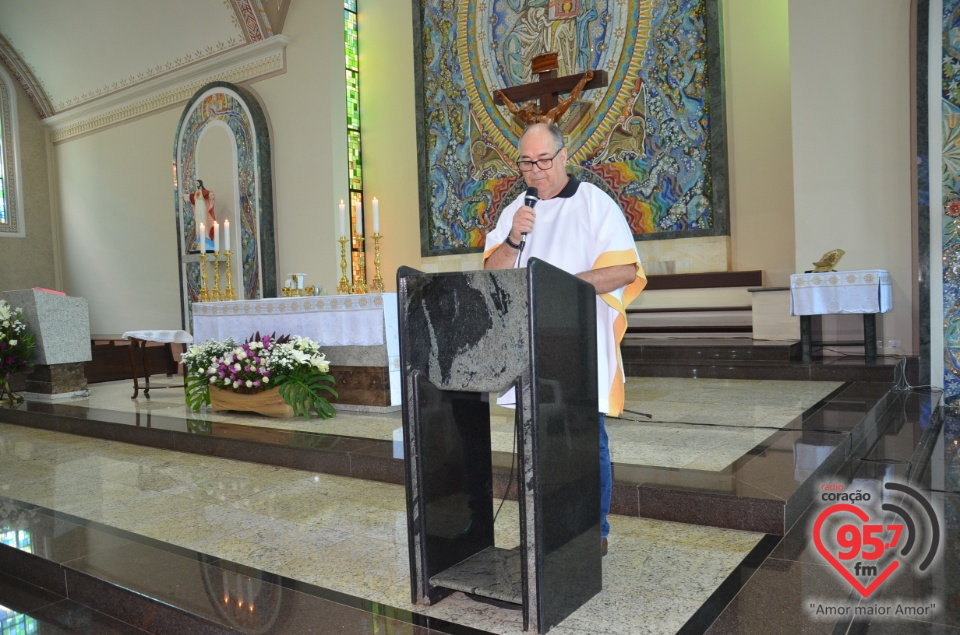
left=0, top=0, right=289, bottom=117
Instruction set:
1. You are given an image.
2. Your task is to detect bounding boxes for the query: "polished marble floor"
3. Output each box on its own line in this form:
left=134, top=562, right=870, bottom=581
left=0, top=422, right=764, bottom=634
left=2, top=382, right=957, bottom=634
left=73, top=377, right=844, bottom=472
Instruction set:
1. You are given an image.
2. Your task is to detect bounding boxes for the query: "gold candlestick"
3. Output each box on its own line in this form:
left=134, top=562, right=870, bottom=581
left=198, top=253, right=209, bottom=302
left=336, top=236, right=352, bottom=294
left=224, top=250, right=236, bottom=300
left=212, top=251, right=221, bottom=301
left=370, top=232, right=384, bottom=292
left=353, top=234, right=368, bottom=294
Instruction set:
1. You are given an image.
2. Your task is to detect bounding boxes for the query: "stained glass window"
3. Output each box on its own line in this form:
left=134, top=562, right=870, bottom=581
left=344, top=0, right=364, bottom=282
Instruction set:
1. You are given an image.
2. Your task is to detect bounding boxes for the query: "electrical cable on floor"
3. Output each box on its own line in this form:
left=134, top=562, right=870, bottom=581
left=890, top=355, right=944, bottom=396
left=893, top=356, right=911, bottom=391
left=491, top=404, right=519, bottom=529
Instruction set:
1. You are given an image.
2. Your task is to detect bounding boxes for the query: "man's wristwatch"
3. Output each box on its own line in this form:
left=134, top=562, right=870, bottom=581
left=504, top=235, right=521, bottom=250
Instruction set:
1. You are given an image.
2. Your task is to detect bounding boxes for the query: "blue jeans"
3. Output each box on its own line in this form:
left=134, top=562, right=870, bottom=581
left=599, top=413, right=611, bottom=539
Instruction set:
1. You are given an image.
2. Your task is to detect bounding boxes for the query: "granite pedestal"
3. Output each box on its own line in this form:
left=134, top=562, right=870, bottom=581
left=2, top=290, right=91, bottom=399
left=398, top=260, right=600, bottom=634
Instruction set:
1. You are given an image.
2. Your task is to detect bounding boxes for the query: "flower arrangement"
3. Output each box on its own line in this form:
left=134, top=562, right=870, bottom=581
left=0, top=299, right=36, bottom=405
left=182, top=333, right=337, bottom=419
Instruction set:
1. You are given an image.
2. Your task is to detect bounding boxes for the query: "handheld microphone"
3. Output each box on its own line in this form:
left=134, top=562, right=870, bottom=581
left=519, top=187, right=538, bottom=250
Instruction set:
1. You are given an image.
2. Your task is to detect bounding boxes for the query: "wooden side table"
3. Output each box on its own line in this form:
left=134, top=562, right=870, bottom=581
left=122, top=330, right=193, bottom=399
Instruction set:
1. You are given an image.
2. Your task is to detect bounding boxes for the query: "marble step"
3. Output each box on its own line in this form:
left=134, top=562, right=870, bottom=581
left=0, top=497, right=468, bottom=635
left=0, top=382, right=909, bottom=536
left=621, top=339, right=919, bottom=383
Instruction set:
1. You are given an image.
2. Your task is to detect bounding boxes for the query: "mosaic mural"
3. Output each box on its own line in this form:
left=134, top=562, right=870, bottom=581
left=418, top=0, right=725, bottom=255
left=944, top=0, right=960, bottom=404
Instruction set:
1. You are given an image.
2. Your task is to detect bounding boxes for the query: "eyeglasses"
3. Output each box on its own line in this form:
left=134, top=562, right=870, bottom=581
left=517, top=147, right=564, bottom=172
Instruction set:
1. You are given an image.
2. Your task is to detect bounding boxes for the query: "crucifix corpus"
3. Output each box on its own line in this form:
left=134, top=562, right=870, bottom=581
left=494, top=52, right=608, bottom=126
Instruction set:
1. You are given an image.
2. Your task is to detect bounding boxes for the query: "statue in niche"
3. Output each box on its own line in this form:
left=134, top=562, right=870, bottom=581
left=185, top=180, right=217, bottom=252
left=810, top=248, right=845, bottom=273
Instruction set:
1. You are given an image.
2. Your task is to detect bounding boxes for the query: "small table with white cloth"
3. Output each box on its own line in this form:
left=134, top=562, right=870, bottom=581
left=789, top=270, right=892, bottom=363
left=191, top=294, right=399, bottom=407
left=122, top=330, right=194, bottom=399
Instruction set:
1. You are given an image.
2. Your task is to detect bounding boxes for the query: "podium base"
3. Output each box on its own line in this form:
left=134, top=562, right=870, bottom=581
left=430, top=546, right=522, bottom=605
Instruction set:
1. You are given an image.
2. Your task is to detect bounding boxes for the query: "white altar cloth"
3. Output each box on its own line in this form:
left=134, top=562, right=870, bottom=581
left=789, top=270, right=892, bottom=316
left=192, top=294, right=396, bottom=346
left=192, top=294, right=400, bottom=406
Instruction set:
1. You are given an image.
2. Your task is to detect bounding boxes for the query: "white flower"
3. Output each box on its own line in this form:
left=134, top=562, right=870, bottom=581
left=209, top=376, right=216, bottom=383
left=0, top=304, right=9, bottom=321
left=9, top=340, right=16, bottom=347
left=263, top=376, right=269, bottom=384
left=234, top=363, right=241, bottom=371
left=290, top=350, right=309, bottom=364
left=233, top=380, right=240, bottom=388
left=245, top=380, right=253, bottom=388
left=237, top=350, right=247, bottom=360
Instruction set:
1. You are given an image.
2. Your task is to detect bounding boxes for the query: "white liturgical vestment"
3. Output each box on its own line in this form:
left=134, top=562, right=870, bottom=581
left=483, top=177, right=646, bottom=416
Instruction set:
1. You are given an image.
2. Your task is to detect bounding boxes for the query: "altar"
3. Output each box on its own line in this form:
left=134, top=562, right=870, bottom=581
left=192, top=294, right=399, bottom=408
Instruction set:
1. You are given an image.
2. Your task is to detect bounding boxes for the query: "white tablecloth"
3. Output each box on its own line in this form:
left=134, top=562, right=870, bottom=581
left=192, top=294, right=396, bottom=346
left=789, top=270, right=892, bottom=316
left=122, top=330, right=193, bottom=344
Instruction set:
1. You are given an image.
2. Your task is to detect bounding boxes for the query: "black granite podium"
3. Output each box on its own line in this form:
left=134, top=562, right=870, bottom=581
left=397, top=259, right=601, bottom=633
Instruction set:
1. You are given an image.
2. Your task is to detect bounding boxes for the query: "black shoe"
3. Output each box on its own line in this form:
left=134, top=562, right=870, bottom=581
left=601, top=538, right=608, bottom=556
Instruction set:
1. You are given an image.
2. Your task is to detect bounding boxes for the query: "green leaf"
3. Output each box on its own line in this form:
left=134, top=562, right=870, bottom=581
left=276, top=369, right=338, bottom=420
left=184, top=373, right=211, bottom=412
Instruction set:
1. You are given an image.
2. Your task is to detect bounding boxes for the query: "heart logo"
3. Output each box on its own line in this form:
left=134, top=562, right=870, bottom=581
left=813, top=503, right=900, bottom=597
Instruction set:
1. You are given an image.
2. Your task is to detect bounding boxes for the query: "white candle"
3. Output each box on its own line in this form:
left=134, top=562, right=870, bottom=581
left=199, top=222, right=206, bottom=252
left=224, top=219, right=230, bottom=251
left=213, top=221, right=220, bottom=252
left=373, top=198, right=380, bottom=234
left=339, top=200, right=346, bottom=237
left=355, top=200, right=363, bottom=234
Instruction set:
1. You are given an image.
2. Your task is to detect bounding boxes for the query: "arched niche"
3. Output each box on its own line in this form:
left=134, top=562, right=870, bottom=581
left=174, top=81, right=276, bottom=330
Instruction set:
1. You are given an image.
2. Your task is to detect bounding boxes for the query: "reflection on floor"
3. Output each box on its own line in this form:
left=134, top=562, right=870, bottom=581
left=0, top=379, right=957, bottom=634
left=0, top=422, right=763, bottom=634
left=75, top=377, right=844, bottom=472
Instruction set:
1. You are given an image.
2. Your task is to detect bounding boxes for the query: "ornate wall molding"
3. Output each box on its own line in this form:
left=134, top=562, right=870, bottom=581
left=0, top=66, right=24, bottom=237
left=0, top=32, right=53, bottom=119
left=44, top=36, right=287, bottom=144
left=233, top=0, right=273, bottom=41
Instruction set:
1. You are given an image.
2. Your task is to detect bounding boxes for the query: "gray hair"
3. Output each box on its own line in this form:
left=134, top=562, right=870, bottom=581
left=519, top=123, right=565, bottom=152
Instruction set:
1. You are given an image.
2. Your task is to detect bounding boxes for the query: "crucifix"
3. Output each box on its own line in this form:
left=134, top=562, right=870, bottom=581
left=494, top=52, right=608, bottom=126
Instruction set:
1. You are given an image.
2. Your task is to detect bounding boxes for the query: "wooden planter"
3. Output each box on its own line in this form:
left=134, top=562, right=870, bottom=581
left=209, top=386, right=294, bottom=419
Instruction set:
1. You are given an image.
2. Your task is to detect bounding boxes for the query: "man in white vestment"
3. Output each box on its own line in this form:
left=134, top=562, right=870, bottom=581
left=483, top=122, right=646, bottom=556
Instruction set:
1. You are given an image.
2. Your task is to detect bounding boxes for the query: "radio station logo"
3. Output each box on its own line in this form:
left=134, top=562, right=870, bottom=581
left=811, top=481, right=940, bottom=603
